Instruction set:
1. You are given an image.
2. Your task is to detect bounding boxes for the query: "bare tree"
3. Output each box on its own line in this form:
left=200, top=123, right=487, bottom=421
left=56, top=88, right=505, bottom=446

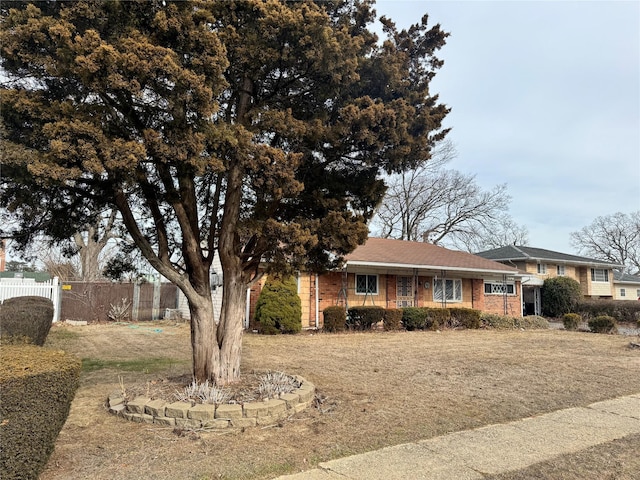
left=570, top=211, right=640, bottom=274
left=373, top=144, right=524, bottom=250
left=69, top=210, right=119, bottom=281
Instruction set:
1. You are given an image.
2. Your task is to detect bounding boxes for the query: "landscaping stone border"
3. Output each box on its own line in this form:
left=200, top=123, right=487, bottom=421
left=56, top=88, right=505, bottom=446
left=107, top=376, right=315, bottom=430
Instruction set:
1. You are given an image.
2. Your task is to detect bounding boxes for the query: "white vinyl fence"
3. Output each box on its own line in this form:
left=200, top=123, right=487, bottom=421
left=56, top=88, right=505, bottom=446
left=0, top=277, right=61, bottom=322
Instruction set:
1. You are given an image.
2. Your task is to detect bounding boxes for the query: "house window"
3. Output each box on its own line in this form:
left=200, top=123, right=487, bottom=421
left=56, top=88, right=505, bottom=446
left=620, top=288, right=626, bottom=297
left=484, top=282, right=515, bottom=295
left=355, top=274, right=378, bottom=295
left=537, top=264, right=547, bottom=274
left=590, top=269, right=609, bottom=282
left=637, top=289, right=640, bottom=298
left=433, top=278, right=462, bottom=302
left=557, top=265, right=565, bottom=276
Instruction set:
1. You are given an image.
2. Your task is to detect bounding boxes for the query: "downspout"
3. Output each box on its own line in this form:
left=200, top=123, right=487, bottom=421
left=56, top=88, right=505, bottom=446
left=315, top=273, right=319, bottom=329
left=245, top=287, right=251, bottom=329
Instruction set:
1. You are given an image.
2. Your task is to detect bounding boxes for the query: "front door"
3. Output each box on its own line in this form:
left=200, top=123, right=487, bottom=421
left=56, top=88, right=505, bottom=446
left=396, top=276, right=413, bottom=307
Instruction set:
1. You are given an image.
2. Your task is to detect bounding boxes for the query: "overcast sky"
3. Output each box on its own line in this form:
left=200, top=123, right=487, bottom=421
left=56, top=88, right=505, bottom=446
left=374, top=0, right=640, bottom=254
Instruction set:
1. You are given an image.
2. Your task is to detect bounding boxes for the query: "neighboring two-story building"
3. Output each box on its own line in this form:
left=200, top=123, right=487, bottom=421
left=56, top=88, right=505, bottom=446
left=476, top=245, right=624, bottom=315
left=613, top=272, right=640, bottom=301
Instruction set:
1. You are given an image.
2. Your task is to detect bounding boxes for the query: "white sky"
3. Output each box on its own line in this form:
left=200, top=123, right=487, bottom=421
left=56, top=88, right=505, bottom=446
left=374, top=0, right=640, bottom=253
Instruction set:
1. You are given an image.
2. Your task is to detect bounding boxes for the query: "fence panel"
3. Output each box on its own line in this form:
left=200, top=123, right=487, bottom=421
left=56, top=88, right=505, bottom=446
left=59, top=281, right=177, bottom=322
left=0, top=277, right=61, bottom=322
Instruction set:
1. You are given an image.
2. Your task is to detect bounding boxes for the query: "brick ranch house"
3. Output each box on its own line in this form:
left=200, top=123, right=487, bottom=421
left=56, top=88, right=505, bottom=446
left=247, top=237, right=523, bottom=329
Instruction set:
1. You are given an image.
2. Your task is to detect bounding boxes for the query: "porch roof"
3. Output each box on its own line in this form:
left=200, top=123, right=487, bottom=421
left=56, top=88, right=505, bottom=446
left=344, top=238, right=519, bottom=276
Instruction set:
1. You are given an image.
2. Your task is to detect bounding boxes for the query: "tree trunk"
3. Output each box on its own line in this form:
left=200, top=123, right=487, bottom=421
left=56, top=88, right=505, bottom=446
left=188, top=292, right=221, bottom=382
left=216, top=272, right=246, bottom=385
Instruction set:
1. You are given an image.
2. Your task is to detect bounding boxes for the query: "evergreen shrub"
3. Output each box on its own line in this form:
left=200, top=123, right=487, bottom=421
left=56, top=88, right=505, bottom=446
left=254, top=276, right=301, bottom=334
left=0, top=345, right=81, bottom=480
left=382, top=309, right=403, bottom=331
left=425, top=307, right=449, bottom=329
left=0, top=296, right=54, bottom=346
left=562, top=313, right=581, bottom=331
left=347, top=306, right=384, bottom=330
left=322, top=306, right=346, bottom=332
left=541, top=277, right=582, bottom=317
left=588, top=315, right=618, bottom=334
left=448, top=307, right=481, bottom=329
left=401, top=307, right=427, bottom=330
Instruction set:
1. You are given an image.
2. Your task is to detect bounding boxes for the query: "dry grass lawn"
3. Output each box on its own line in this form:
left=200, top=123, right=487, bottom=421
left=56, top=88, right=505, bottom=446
left=39, top=321, right=640, bottom=480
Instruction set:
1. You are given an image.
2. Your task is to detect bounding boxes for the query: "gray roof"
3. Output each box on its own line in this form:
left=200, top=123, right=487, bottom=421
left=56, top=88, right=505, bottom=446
left=614, top=271, right=640, bottom=284
left=476, top=245, right=623, bottom=268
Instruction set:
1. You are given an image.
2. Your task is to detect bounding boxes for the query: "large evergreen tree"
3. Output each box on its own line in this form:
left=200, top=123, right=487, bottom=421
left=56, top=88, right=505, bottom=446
left=0, top=0, right=449, bottom=383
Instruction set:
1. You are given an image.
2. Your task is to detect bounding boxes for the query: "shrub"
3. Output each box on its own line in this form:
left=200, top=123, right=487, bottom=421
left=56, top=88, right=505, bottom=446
left=383, top=309, right=403, bottom=331
left=254, top=276, right=301, bottom=335
left=425, top=308, right=449, bottom=329
left=576, top=300, right=640, bottom=323
left=481, top=313, right=548, bottom=330
left=0, top=296, right=54, bottom=346
left=401, top=307, right=427, bottom=330
left=562, top=313, right=582, bottom=331
left=449, top=307, right=481, bottom=329
left=323, top=306, right=346, bottom=332
left=516, top=315, right=549, bottom=330
left=347, top=306, right=384, bottom=330
left=588, top=315, right=618, bottom=334
left=0, top=345, right=81, bottom=480
left=541, top=277, right=582, bottom=318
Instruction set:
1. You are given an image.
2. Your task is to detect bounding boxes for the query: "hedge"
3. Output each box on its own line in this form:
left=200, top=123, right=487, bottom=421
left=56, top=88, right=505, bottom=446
left=575, top=300, right=640, bottom=323
left=0, top=296, right=54, bottom=346
left=347, top=306, right=384, bottom=330
left=323, top=306, right=346, bottom=332
left=0, top=346, right=81, bottom=480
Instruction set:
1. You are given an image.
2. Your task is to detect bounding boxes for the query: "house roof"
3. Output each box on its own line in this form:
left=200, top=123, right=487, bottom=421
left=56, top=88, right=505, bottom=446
left=614, top=271, right=640, bottom=284
left=345, top=238, right=518, bottom=276
left=476, top=245, right=623, bottom=268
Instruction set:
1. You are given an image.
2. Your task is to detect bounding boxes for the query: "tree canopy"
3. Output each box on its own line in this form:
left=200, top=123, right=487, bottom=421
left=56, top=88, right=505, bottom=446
left=1, top=0, right=450, bottom=383
left=570, top=211, right=640, bottom=275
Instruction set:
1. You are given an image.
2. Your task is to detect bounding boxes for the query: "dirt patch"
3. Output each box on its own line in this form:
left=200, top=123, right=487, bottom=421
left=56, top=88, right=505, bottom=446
left=40, top=322, right=640, bottom=480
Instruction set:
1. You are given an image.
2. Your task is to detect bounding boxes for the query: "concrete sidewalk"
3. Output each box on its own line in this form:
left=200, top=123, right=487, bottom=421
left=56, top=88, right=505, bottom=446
left=275, top=393, right=640, bottom=480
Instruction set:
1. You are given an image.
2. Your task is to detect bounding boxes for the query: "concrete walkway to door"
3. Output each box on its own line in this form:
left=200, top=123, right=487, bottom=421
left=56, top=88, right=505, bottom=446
left=274, top=393, right=640, bottom=480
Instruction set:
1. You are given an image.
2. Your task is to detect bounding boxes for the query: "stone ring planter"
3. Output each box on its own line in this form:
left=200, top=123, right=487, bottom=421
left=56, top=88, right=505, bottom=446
left=107, top=376, right=315, bottom=430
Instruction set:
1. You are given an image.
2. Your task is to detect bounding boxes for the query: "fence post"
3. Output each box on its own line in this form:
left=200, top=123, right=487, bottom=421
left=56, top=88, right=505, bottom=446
left=152, top=278, right=161, bottom=321
left=52, top=277, right=61, bottom=322
left=132, top=282, right=140, bottom=321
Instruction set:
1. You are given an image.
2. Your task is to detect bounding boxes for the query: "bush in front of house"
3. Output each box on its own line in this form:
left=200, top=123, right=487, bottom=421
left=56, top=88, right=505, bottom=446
left=347, top=306, right=385, bottom=330
left=588, top=315, right=618, bottom=334
left=382, top=309, right=403, bottom=331
left=562, top=313, right=582, bottom=331
left=401, top=307, right=427, bottom=330
left=0, top=296, right=54, bottom=346
left=481, top=313, right=549, bottom=330
left=0, top=345, right=81, bottom=480
left=425, top=307, right=449, bottom=329
left=448, top=307, right=481, bottom=329
left=575, top=300, right=640, bottom=324
left=515, top=315, right=549, bottom=329
left=541, top=277, right=582, bottom=318
left=254, top=276, right=301, bottom=335
left=322, top=306, right=346, bottom=332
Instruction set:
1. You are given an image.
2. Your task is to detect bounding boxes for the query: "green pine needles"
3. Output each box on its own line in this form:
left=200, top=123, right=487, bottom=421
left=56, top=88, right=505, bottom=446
left=254, top=276, right=302, bottom=335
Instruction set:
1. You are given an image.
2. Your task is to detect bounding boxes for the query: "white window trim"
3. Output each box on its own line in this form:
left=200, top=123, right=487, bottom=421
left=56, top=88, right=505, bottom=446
left=591, top=268, right=609, bottom=283
left=557, top=265, right=565, bottom=276
left=433, top=278, right=462, bottom=303
left=620, top=288, right=626, bottom=297
left=355, top=274, right=379, bottom=295
left=484, top=282, right=516, bottom=295
left=537, top=263, right=547, bottom=274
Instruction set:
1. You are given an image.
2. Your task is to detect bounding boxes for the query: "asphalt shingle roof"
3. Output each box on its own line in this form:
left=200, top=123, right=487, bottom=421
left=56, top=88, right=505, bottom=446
left=476, top=245, right=622, bottom=268
left=345, top=238, right=517, bottom=274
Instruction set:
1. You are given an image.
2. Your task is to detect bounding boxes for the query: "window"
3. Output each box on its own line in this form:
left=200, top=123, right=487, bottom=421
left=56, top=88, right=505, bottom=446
left=557, top=265, right=565, bottom=276
left=433, top=278, right=462, bottom=302
left=637, top=289, right=640, bottom=298
left=590, top=269, right=609, bottom=282
left=620, top=288, right=626, bottom=297
left=355, top=274, right=378, bottom=295
left=484, top=282, right=515, bottom=295
left=537, top=264, right=547, bottom=274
